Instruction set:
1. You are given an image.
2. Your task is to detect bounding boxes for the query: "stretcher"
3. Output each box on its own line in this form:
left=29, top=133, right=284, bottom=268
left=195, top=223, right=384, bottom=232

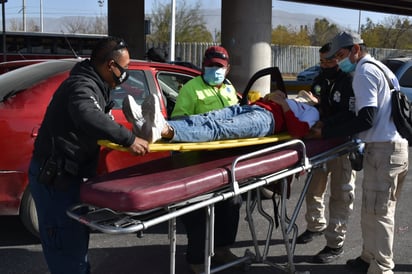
left=98, top=133, right=292, bottom=152
left=67, top=137, right=362, bottom=274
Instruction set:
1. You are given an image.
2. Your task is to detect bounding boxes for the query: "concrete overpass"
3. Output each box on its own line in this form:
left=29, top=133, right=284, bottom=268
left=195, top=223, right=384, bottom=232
left=107, top=0, right=412, bottom=93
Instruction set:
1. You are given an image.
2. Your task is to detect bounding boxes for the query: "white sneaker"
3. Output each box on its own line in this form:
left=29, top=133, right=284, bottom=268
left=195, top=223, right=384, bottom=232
left=122, top=95, right=144, bottom=135
left=141, top=93, right=167, bottom=143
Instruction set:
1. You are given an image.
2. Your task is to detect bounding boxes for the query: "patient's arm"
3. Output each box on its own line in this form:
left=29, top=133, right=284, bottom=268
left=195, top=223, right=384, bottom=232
left=263, top=90, right=291, bottom=112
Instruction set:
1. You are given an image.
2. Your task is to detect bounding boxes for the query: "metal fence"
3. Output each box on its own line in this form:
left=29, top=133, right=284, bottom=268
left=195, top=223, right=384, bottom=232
left=147, top=42, right=412, bottom=74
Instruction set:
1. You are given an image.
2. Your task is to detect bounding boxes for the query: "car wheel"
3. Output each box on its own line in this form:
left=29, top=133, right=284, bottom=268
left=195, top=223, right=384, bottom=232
left=20, top=188, right=39, bottom=238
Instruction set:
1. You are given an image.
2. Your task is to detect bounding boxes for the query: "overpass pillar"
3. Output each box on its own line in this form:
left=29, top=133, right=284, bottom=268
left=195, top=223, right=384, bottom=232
left=107, top=1, right=145, bottom=59
left=222, top=0, right=272, bottom=95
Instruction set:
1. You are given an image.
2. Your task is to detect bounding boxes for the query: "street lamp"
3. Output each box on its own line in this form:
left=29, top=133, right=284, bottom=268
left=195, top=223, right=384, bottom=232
left=98, top=0, right=104, bottom=16
left=40, top=0, right=43, bottom=32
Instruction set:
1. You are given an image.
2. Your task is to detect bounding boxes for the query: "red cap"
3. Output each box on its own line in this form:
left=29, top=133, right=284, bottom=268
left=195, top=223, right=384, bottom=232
left=203, top=46, right=229, bottom=67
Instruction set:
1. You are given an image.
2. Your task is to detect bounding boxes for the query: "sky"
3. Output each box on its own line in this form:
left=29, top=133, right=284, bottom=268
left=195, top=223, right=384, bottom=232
left=1, top=0, right=411, bottom=32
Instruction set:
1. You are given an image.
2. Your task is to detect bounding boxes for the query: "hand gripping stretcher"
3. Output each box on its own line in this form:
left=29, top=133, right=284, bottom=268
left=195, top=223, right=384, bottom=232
left=67, top=137, right=362, bottom=274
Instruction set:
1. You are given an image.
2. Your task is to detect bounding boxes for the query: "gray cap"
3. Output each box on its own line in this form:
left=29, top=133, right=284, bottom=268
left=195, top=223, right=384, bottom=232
left=326, top=31, right=364, bottom=58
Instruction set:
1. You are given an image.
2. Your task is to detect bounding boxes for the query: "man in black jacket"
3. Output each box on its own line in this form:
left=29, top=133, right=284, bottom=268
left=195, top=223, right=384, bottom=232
left=28, top=37, right=149, bottom=274
left=297, top=43, right=357, bottom=264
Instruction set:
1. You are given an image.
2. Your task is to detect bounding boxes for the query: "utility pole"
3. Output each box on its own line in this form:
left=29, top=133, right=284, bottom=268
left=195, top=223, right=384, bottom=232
left=40, top=0, right=43, bottom=32
left=1, top=0, right=7, bottom=62
left=22, top=0, right=26, bottom=31
left=169, top=0, right=175, bottom=61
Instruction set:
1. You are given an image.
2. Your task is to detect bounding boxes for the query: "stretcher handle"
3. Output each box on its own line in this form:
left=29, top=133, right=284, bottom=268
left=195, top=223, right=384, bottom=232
left=230, top=139, right=308, bottom=195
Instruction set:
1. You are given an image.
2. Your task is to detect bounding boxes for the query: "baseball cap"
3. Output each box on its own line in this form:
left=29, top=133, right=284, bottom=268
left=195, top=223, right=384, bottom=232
left=203, top=46, right=229, bottom=67
left=326, top=31, right=364, bottom=59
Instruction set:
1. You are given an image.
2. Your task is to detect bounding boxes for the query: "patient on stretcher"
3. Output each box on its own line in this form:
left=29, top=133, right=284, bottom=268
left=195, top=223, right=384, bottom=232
left=122, top=90, right=319, bottom=143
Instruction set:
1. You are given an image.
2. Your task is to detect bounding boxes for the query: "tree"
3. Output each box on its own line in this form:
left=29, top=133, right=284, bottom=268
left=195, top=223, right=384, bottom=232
left=8, top=18, right=39, bottom=32
left=272, top=18, right=340, bottom=47
left=90, top=16, right=108, bottom=34
left=361, top=16, right=412, bottom=49
left=271, top=25, right=310, bottom=46
left=59, top=16, right=107, bottom=35
left=360, top=18, right=381, bottom=47
left=146, top=0, right=213, bottom=43
left=309, top=18, right=340, bottom=46
left=8, top=18, right=22, bottom=31
left=61, top=16, right=90, bottom=33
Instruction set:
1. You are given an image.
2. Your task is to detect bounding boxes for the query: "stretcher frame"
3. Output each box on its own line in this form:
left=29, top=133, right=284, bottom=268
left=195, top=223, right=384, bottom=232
left=67, top=138, right=362, bottom=274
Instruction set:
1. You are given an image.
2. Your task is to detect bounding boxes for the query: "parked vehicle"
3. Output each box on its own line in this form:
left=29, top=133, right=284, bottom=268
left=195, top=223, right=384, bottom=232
left=296, top=65, right=320, bottom=81
left=0, top=59, right=48, bottom=74
left=0, top=59, right=200, bottom=236
left=381, top=56, right=412, bottom=100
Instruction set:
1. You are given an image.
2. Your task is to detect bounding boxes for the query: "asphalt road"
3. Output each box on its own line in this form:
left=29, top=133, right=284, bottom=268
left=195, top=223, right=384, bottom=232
left=1, top=149, right=412, bottom=274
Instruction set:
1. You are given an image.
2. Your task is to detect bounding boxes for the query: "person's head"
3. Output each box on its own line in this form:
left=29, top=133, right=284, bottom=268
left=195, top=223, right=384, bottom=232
left=319, top=42, right=339, bottom=79
left=202, top=45, right=230, bottom=86
left=326, top=31, right=367, bottom=73
left=91, top=37, right=130, bottom=88
left=146, top=47, right=167, bottom=62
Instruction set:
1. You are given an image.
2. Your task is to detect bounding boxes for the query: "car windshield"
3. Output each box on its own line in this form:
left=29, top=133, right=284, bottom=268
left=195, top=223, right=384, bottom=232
left=0, top=59, right=79, bottom=102
left=382, top=60, right=404, bottom=74
left=399, top=66, right=412, bottom=88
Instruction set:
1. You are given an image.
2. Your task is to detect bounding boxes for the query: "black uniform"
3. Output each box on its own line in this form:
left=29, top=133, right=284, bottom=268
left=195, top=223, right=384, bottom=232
left=29, top=59, right=135, bottom=274
left=311, top=69, right=356, bottom=137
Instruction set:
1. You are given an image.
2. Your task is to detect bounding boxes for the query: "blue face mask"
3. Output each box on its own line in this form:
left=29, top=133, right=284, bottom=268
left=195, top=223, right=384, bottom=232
left=203, top=67, right=227, bottom=86
left=338, top=57, right=356, bottom=73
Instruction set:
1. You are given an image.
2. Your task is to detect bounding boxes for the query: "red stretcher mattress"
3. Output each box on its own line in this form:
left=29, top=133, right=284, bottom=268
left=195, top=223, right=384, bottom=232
left=80, top=138, right=348, bottom=212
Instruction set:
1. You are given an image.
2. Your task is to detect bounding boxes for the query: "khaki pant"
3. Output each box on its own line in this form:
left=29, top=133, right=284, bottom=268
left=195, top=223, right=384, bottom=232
left=304, top=154, right=356, bottom=248
left=360, top=142, right=408, bottom=274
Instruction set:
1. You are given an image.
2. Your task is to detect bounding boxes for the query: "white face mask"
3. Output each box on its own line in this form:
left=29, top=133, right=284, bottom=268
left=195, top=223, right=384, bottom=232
left=203, top=67, right=227, bottom=86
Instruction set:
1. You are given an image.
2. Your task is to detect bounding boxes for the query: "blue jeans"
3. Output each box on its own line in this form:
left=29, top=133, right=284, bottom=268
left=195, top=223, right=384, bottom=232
left=169, top=105, right=274, bottom=142
left=28, top=158, right=91, bottom=274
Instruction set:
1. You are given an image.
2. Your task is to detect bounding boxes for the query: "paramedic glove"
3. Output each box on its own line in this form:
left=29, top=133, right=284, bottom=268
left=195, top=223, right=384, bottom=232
left=128, top=136, right=150, bottom=156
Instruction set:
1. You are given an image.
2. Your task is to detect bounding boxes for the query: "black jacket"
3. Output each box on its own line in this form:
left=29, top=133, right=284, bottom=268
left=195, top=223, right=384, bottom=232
left=311, top=70, right=357, bottom=138
left=33, top=59, right=135, bottom=178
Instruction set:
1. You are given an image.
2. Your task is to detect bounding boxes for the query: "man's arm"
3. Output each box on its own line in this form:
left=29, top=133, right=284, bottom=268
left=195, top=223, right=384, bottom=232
left=264, top=90, right=315, bottom=138
left=321, top=106, right=376, bottom=138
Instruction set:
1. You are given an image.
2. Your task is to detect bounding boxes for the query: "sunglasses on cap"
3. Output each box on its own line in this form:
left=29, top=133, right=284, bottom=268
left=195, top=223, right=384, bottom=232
left=113, top=40, right=128, bottom=51
left=205, top=51, right=228, bottom=60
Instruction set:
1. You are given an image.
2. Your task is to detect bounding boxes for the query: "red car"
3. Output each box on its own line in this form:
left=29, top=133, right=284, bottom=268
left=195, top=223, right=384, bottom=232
left=0, top=58, right=200, bottom=235
left=0, top=59, right=49, bottom=74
